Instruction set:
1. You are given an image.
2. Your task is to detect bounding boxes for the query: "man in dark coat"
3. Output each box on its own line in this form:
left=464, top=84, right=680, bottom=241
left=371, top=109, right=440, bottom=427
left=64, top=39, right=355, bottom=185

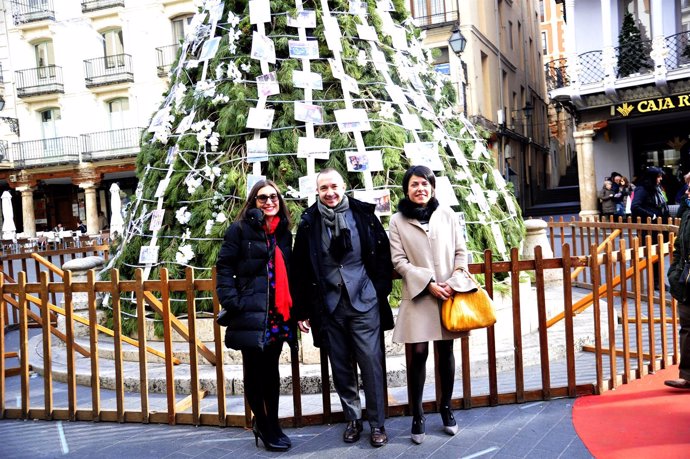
left=291, top=168, right=393, bottom=447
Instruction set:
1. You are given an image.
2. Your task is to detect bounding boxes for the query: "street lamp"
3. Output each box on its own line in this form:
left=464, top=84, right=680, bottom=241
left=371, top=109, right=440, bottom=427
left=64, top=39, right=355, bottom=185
left=448, top=26, right=467, bottom=54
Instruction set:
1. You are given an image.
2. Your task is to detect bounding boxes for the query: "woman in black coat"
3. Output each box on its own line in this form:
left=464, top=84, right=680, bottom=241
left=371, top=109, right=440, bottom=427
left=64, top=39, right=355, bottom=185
left=216, top=180, right=295, bottom=451
left=666, top=189, right=690, bottom=390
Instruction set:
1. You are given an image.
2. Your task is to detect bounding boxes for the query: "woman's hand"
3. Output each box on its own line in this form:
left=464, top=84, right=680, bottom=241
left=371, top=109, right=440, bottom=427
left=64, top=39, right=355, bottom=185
left=298, top=319, right=311, bottom=333
left=428, top=281, right=453, bottom=300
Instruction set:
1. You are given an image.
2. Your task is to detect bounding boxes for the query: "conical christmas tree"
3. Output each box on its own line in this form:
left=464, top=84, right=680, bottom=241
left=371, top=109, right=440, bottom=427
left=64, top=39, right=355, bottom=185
left=617, top=11, right=652, bottom=77
left=107, top=0, right=524, bottom=320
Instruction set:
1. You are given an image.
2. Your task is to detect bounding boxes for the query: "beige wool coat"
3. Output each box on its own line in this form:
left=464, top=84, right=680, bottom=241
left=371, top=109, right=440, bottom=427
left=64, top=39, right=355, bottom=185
left=389, top=205, right=476, bottom=343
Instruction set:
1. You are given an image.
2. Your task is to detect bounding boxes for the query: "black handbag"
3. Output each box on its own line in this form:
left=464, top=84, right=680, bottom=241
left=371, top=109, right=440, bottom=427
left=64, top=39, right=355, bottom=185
left=216, top=308, right=231, bottom=326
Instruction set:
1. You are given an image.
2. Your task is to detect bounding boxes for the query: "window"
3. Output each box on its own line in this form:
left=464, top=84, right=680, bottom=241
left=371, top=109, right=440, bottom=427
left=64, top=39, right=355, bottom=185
left=623, top=0, right=651, bottom=39
left=172, top=14, right=194, bottom=43
left=539, top=0, right=545, bottom=22
left=34, top=41, right=55, bottom=78
left=508, top=21, right=514, bottom=50
left=412, top=0, right=450, bottom=26
left=40, top=108, right=61, bottom=139
left=681, top=0, right=690, bottom=32
left=102, top=29, right=124, bottom=67
left=108, top=98, right=129, bottom=130
left=541, top=31, right=548, bottom=55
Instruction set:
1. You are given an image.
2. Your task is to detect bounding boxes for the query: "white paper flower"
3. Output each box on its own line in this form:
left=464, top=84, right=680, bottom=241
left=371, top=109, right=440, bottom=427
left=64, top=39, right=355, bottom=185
left=182, top=228, right=191, bottom=241
left=207, top=131, right=220, bottom=151
left=486, top=190, right=499, bottom=205
left=215, top=63, right=225, bottom=80
left=195, top=80, right=216, bottom=98
left=176, top=244, right=195, bottom=264
left=379, top=103, right=395, bottom=119
left=185, top=175, right=203, bottom=194
left=176, top=206, right=192, bottom=225
left=215, top=212, right=227, bottom=223
left=227, top=11, right=240, bottom=27
left=204, top=219, right=215, bottom=235
left=455, top=171, right=468, bottom=182
left=240, top=63, right=251, bottom=72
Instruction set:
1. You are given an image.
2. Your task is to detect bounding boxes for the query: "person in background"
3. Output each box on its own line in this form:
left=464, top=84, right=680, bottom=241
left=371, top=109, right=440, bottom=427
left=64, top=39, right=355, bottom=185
left=616, top=175, right=633, bottom=217
left=675, top=172, right=690, bottom=205
left=53, top=223, right=64, bottom=233
left=291, top=168, right=393, bottom=448
left=98, top=211, right=108, bottom=231
left=77, top=220, right=87, bottom=234
left=665, top=186, right=690, bottom=390
left=216, top=180, right=296, bottom=452
left=598, top=179, right=616, bottom=219
left=388, top=165, right=476, bottom=444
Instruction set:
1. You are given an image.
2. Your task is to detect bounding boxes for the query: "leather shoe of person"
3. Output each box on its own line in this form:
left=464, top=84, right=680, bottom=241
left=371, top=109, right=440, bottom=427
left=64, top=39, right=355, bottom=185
left=343, top=419, right=363, bottom=443
left=664, top=378, right=690, bottom=389
left=370, top=426, right=388, bottom=447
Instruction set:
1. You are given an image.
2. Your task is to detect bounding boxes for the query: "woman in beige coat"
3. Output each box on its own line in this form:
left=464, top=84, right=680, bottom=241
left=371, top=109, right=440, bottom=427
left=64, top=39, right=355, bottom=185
left=389, top=165, right=476, bottom=444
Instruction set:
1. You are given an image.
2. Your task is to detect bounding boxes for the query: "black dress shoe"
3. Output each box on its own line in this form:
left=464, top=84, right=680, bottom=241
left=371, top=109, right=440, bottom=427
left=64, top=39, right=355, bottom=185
left=664, top=378, right=690, bottom=389
left=343, top=419, right=363, bottom=443
left=370, top=426, right=388, bottom=447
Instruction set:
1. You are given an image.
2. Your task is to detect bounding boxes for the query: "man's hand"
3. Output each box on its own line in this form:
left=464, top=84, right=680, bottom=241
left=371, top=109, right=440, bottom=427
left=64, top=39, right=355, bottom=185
left=298, top=319, right=311, bottom=333
left=427, top=281, right=453, bottom=301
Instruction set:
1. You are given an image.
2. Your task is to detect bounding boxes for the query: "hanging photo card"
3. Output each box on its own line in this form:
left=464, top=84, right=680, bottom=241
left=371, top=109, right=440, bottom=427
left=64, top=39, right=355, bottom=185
left=256, top=71, right=279, bottom=97
left=503, top=191, right=517, bottom=216
left=447, top=139, right=468, bottom=166
left=249, top=0, right=271, bottom=24
left=208, top=3, right=224, bottom=27
left=370, top=46, right=388, bottom=71
left=409, top=71, right=425, bottom=91
left=175, top=110, right=196, bottom=134
left=294, top=102, right=324, bottom=124
left=139, top=245, right=160, bottom=265
left=293, top=70, right=323, bottom=90
left=334, top=108, right=371, bottom=132
left=400, top=113, right=422, bottom=131
left=246, top=138, right=268, bottom=163
left=349, top=0, right=367, bottom=15
left=390, top=26, right=408, bottom=50
left=288, top=40, right=319, bottom=59
left=357, top=24, right=379, bottom=42
left=297, top=137, right=331, bottom=160
left=148, top=107, right=171, bottom=132
left=246, top=174, right=265, bottom=196
left=149, top=209, right=165, bottom=232
left=386, top=84, right=407, bottom=106
left=322, top=15, right=343, bottom=53
left=250, top=32, right=276, bottom=63
left=165, top=145, right=178, bottom=165
left=491, top=223, right=508, bottom=256
left=329, top=58, right=345, bottom=79
left=434, top=176, right=459, bottom=207
left=246, top=107, right=275, bottom=130
left=341, top=74, right=360, bottom=94
left=470, top=183, right=491, bottom=213
left=492, top=169, right=507, bottom=188
left=287, top=10, right=317, bottom=28
left=199, top=37, right=221, bottom=61
left=353, top=189, right=392, bottom=216
left=299, top=174, right=318, bottom=198
left=410, top=91, right=433, bottom=112
left=345, top=150, right=383, bottom=172
left=376, top=0, right=394, bottom=11
left=404, top=142, right=443, bottom=171
left=154, top=178, right=171, bottom=198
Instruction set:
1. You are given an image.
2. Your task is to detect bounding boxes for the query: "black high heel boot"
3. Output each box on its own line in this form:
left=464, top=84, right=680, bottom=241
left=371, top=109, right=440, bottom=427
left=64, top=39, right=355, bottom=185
left=252, top=418, right=289, bottom=451
left=440, top=406, right=458, bottom=435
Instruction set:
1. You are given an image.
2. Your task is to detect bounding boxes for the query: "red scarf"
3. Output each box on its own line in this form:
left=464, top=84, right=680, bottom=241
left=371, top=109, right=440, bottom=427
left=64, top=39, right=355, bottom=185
left=264, top=217, right=292, bottom=321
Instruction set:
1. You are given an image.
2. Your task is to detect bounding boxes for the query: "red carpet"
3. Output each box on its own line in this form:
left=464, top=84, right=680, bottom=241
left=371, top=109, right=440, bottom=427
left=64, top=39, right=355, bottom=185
left=573, top=365, right=690, bottom=458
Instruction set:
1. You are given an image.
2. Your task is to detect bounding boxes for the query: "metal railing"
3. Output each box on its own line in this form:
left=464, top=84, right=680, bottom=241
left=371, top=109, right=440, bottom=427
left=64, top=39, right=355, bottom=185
left=155, top=44, right=181, bottom=78
left=84, top=54, right=134, bottom=88
left=578, top=50, right=605, bottom=85
left=413, top=9, right=458, bottom=28
left=10, top=0, right=55, bottom=25
left=15, top=66, right=64, bottom=98
left=82, top=0, right=125, bottom=13
left=11, top=137, right=80, bottom=168
left=545, top=58, right=569, bottom=91
left=0, top=140, right=9, bottom=162
left=0, top=63, right=4, bottom=83
left=664, top=31, right=690, bottom=70
left=81, top=127, right=144, bottom=160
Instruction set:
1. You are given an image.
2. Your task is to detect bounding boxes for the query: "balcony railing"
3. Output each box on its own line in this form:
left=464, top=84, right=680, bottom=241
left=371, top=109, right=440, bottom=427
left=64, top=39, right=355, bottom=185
left=81, top=127, right=143, bottom=160
left=413, top=9, right=458, bottom=28
left=155, top=44, right=181, bottom=77
left=11, top=137, right=80, bottom=168
left=15, top=66, right=64, bottom=98
left=0, top=141, right=9, bottom=162
left=84, top=54, right=134, bottom=88
left=0, top=63, right=4, bottom=83
left=545, top=31, right=690, bottom=91
left=82, top=0, right=125, bottom=13
left=10, top=0, right=55, bottom=25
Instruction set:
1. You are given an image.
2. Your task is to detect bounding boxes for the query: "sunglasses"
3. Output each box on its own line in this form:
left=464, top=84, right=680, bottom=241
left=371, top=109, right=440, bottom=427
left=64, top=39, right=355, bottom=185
left=255, top=193, right=279, bottom=204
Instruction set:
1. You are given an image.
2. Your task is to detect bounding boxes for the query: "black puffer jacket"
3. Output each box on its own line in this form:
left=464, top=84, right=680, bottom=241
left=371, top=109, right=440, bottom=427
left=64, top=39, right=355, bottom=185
left=216, top=209, right=295, bottom=350
left=668, top=200, right=690, bottom=303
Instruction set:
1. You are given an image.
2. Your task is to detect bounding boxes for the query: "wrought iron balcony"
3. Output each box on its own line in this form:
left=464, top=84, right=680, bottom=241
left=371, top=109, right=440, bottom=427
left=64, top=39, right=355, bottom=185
left=82, top=0, right=125, bottom=13
left=81, top=127, right=143, bottom=161
left=414, top=10, right=458, bottom=28
left=156, top=44, right=181, bottom=78
left=15, top=66, right=64, bottom=98
left=664, top=31, right=690, bottom=70
left=84, top=54, right=134, bottom=88
left=10, top=0, right=55, bottom=25
left=11, top=137, right=80, bottom=168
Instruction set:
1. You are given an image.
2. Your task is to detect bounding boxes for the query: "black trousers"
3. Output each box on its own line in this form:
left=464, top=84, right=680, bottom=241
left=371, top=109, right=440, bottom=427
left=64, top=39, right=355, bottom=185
left=679, top=302, right=690, bottom=381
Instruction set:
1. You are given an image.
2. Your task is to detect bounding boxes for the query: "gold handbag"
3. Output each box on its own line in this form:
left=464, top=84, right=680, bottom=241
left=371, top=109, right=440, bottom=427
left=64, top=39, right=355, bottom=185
left=441, top=286, right=496, bottom=332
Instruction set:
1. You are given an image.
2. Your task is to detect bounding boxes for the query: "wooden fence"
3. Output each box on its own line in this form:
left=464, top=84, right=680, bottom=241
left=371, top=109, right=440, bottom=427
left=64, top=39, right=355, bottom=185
left=0, top=217, right=683, bottom=428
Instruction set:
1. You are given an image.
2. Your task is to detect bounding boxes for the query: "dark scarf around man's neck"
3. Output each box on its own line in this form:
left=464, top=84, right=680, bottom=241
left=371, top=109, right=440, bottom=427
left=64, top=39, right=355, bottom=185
left=398, top=196, right=440, bottom=222
left=317, top=196, right=352, bottom=261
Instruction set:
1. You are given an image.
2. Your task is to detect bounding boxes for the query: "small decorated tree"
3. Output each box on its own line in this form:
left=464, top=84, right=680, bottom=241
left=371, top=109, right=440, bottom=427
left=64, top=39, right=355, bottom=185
left=106, top=0, right=524, bottom=326
left=617, top=11, right=652, bottom=77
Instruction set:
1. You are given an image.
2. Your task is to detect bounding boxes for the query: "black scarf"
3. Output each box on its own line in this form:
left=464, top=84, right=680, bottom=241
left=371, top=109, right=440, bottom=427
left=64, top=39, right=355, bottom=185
left=398, top=197, right=439, bottom=222
left=317, top=196, right=352, bottom=261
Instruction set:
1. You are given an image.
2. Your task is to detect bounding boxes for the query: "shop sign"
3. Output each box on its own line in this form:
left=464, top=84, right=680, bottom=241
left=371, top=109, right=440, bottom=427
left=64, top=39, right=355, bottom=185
left=615, top=94, right=690, bottom=117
